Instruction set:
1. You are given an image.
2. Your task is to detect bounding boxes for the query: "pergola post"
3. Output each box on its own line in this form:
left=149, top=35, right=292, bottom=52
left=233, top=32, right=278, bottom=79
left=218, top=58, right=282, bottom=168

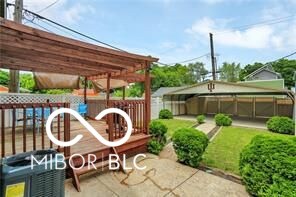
left=83, top=77, right=87, bottom=104
left=106, top=73, right=111, bottom=107
left=234, top=95, right=238, bottom=116
left=145, top=62, right=151, bottom=134
left=122, top=86, right=126, bottom=100
left=252, top=97, right=256, bottom=118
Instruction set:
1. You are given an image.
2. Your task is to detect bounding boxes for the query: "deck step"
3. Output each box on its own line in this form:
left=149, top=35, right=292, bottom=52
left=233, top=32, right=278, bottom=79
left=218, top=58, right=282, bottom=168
left=71, top=147, right=126, bottom=192
left=74, top=160, right=110, bottom=176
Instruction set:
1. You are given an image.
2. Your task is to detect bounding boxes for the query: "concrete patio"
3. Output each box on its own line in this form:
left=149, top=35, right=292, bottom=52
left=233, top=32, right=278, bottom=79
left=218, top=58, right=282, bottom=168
left=65, top=154, right=249, bottom=197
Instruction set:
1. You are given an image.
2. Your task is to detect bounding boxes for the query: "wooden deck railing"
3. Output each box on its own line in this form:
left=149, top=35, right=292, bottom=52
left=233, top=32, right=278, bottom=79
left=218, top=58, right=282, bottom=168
left=108, top=100, right=146, bottom=141
left=0, top=102, right=70, bottom=158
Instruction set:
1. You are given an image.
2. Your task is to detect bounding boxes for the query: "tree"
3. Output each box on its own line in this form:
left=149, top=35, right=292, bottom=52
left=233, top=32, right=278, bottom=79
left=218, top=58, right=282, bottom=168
left=270, top=59, right=296, bottom=88
left=187, top=62, right=208, bottom=82
left=239, top=62, right=264, bottom=81
left=151, top=63, right=194, bottom=92
left=220, top=62, right=241, bottom=82
left=0, top=70, right=9, bottom=85
left=20, top=73, right=35, bottom=91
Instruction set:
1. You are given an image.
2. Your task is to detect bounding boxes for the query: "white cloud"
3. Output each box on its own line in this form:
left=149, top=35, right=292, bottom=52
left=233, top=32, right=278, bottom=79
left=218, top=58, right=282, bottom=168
left=186, top=15, right=296, bottom=50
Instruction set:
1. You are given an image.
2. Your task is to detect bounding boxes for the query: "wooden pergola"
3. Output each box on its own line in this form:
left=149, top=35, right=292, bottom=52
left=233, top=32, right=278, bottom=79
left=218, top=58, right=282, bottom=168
left=0, top=16, right=160, bottom=190
left=0, top=16, right=158, bottom=126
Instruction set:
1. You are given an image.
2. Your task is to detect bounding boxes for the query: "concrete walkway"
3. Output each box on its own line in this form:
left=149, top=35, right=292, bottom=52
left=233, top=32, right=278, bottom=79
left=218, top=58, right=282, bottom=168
left=196, top=122, right=216, bottom=136
left=175, top=115, right=267, bottom=130
left=65, top=154, right=249, bottom=197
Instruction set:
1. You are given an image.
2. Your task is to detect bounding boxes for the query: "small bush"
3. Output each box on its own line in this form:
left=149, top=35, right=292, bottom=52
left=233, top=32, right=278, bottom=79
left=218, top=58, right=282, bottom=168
left=159, top=109, right=173, bottom=119
left=172, top=128, right=208, bottom=168
left=147, top=139, right=163, bottom=155
left=266, top=116, right=295, bottom=135
left=214, top=113, right=232, bottom=126
left=196, top=115, right=206, bottom=124
left=239, top=135, right=296, bottom=196
left=147, top=120, right=167, bottom=155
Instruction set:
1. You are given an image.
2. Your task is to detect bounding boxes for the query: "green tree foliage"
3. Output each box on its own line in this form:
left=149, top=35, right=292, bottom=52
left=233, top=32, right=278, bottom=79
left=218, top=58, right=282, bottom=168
left=0, top=70, right=9, bottom=85
left=220, top=62, right=241, bottom=82
left=151, top=63, right=194, bottom=92
left=187, top=62, right=208, bottom=83
left=113, top=83, right=144, bottom=98
left=239, top=62, right=264, bottom=81
left=20, top=73, right=35, bottom=91
left=270, top=59, right=296, bottom=88
left=239, top=59, right=296, bottom=88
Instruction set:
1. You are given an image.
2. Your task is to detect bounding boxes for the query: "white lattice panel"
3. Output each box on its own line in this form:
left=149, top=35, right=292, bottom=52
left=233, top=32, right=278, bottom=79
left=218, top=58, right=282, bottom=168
left=0, top=94, right=84, bottom=127
left=0, top=93, right=83, bottom=104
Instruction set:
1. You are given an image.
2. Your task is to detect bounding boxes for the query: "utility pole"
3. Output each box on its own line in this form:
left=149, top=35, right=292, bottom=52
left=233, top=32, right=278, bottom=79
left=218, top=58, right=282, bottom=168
left=0, top=0, right=6, bottom=18
left=9, top=0, right=22, bottom=93
left=209, top=33, right=216, bottom=80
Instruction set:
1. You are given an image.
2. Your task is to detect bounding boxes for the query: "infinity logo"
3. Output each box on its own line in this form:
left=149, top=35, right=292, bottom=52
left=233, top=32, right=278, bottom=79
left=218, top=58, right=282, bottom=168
left=46, top=108, right=132, bottom=147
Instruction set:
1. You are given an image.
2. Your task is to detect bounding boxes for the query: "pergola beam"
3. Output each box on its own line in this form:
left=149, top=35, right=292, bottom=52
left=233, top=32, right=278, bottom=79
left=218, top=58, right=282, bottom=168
left=1, top=49, right=119, bottom=73
left=0, top=17, right=158, bottom=64
left=0, top=36, right=138, bottom=71
left=0, top=28, right=146, bottom=66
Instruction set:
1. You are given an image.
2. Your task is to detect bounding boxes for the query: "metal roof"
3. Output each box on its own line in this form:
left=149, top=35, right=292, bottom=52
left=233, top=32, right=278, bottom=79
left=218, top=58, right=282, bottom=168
left=152, top=86, right=189, bottom=97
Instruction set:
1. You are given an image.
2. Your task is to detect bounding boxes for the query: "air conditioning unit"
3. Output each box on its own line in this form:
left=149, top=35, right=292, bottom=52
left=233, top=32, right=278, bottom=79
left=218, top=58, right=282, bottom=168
left=1, top=149, right=65, bottom=197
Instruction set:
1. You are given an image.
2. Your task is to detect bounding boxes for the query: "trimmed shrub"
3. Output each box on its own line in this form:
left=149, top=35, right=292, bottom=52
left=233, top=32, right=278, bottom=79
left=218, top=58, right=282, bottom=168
left=214, top=113, right=232, bottom=126
left=239, top=135, right=296, bottom=196
left=147, top=139, right=163, bottom=155
left=172, top=128, right=209, bottom=168
left=159, top=109, right=173, bottom=119
left=147, top=120, right=167, bottom=155
left=196, top=115, right=206, bottom=124
left=266, top=116, right=295, bottom=135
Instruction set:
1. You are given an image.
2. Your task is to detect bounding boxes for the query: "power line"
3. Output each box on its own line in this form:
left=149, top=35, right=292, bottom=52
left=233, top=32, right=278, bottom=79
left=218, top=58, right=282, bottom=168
left=271, top=51, right=296, bottom=63
left=7, top=2, right=127, bottom=52
left=216, top=14, right=296, bottom=35
left=24, top=17, right=53, bottom=33
left=36, top=0, right=60, bottom=13
left=39, top=18, right=86, bottom=41
left=167, top=53, right=209, bottom=65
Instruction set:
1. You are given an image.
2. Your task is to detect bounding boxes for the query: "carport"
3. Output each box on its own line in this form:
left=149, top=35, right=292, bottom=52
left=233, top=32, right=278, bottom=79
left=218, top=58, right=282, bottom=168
left=163, top=80, right=295, bottom=120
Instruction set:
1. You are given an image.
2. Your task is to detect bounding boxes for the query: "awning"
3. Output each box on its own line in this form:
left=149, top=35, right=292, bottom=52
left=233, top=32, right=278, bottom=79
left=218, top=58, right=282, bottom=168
left=34, top=72, right=80, bottom=89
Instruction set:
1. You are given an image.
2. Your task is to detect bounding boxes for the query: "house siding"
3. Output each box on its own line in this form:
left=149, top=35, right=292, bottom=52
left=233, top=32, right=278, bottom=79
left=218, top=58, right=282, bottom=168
left=246, top=70, right=279, bottom=81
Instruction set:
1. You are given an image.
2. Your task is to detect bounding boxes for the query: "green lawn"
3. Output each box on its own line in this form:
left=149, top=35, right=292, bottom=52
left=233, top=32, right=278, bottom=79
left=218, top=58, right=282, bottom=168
left=202, top=126, right=292, bottom=175
left=156, top=119, right=196, bottom=137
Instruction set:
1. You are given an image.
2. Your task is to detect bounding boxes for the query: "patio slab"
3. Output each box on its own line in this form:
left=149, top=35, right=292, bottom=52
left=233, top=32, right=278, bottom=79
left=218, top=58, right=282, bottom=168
left=196, top=122, right=217, bottom=135
left=65, top=154, right=249, bottom=197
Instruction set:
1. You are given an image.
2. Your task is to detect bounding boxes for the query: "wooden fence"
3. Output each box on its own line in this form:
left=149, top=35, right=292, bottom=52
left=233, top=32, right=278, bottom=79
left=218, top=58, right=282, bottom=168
left=166, top=96, right=294, bottom=119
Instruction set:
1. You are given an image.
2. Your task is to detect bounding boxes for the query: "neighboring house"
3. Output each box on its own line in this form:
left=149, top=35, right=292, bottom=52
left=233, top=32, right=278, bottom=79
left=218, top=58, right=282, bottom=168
left=152, top=86, right=188, bottom=98
left=0, top=85, right=31, bottom=93
left=72, top=89, right=99, bottom=97
left=244, top=64, right=281, bottom=81
left=0, top=85, right=8, bottom=93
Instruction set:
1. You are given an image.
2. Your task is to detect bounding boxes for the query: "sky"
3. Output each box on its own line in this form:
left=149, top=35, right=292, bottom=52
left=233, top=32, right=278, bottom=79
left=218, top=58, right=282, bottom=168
left=6, top=0, right=296, bottom=71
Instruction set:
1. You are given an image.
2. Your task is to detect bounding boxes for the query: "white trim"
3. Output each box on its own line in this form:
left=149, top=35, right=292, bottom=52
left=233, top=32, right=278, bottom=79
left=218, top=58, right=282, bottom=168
left=238, top=79, right=285, bottom=89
